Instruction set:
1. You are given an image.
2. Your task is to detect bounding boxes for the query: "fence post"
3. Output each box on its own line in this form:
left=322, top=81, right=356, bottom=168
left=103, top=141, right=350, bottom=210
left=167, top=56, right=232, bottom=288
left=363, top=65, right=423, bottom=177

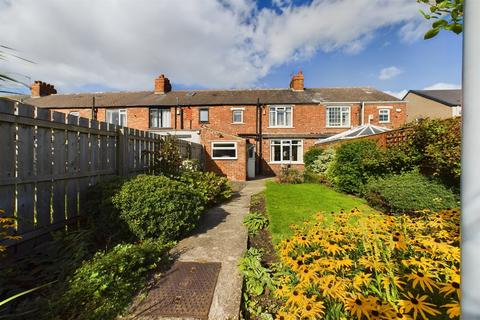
left=118, top=128, right=129, bottom=176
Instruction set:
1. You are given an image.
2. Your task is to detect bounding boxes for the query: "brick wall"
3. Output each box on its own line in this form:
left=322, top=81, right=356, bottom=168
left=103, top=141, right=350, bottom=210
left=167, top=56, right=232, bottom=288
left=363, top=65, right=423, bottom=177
left=200, top=128, right=247, bottom=181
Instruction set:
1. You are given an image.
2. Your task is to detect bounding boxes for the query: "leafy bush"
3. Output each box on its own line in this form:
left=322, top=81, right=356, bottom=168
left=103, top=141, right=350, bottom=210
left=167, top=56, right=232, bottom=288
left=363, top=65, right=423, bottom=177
left=243, top=212, right=269, bottom=236
left=277, top=167, right=304, bottom=184
left=303, top=148, right=323, bottom=169
left=145, top=135, right=183, bottom=176
left=310, top=147, right=335, bottom=174
left=364, top=171, right=460, bottom=213
left=84, top=177, right=135, bottom=245
left=398, top=117, right=461, bottom=186
left=174, top=171, right=232, bottom=206
left=327, top=140, right=385, bottom=194
left=239, top=248, right=275, bottom=297
left=274, top=208, right=460, bottom=319
left=51, top=239, right=173, bottom=320
left=113, top=175, right=205, bottom=241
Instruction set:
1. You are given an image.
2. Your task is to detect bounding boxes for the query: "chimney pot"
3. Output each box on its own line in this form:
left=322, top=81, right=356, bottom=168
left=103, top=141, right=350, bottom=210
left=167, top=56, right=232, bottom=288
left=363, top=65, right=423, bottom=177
left=31, top=80, right=57, bottom=97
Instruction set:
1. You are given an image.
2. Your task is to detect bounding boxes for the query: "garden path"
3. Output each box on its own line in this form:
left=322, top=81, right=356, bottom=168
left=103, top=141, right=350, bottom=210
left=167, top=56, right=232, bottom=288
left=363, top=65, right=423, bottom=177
left=126, top=178, right=267, bottom=320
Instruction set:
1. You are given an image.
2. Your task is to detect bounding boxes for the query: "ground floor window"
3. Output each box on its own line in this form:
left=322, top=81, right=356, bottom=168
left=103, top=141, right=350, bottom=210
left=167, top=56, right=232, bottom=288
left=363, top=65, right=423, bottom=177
left=270, top=139, right=303, bottom=163
left=106, top=109, right=127, bottom=126
left=212, top=141, right=237, bottom=159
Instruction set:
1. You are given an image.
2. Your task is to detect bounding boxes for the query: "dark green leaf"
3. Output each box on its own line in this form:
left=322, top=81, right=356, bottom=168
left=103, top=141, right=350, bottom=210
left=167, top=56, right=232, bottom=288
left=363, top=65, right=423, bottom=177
left=424, top=28, right=440, bottom=39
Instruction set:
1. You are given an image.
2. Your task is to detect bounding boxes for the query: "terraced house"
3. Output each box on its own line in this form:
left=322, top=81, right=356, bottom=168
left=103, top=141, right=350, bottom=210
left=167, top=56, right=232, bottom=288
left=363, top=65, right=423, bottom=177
left=10, top=71, right=406, bottom=181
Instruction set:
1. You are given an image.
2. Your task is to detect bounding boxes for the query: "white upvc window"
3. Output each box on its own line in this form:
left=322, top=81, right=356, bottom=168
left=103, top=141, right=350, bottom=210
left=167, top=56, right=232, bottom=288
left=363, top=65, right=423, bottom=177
left=270, top=139, right=303, bottom=163
left=199, top=108, right=209, bottom=123
left=232, top=109, right=244, bottom=123
left=68, top=111, right=80, bottom=117
left=326, top=106, right=350, bottom=128
left=269, top=105, right=293, bottom=127
left=378, top=108, right=391, bottom=123
left=212, top=142, right=237, bottom=159
left=106, top=109, right=127, bottom=127
left=149, top=108, right=171, bottom=128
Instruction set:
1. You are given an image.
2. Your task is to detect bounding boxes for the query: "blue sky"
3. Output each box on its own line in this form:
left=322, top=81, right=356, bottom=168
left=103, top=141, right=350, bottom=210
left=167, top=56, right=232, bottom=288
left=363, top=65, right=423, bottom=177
left=0, top=0, right=462, bottom=98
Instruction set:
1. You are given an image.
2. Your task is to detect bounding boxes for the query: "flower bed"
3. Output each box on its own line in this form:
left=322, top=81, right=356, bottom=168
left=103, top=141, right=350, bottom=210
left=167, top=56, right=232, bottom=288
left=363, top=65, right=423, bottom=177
left=274, top=208, right=460, bottom=319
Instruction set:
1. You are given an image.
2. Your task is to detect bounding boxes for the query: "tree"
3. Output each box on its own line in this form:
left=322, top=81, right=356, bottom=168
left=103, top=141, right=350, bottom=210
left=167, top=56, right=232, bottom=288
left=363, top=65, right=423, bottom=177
left=418, top=0, right=463, bottom=39
left=0, top=45, right=33, bottom=94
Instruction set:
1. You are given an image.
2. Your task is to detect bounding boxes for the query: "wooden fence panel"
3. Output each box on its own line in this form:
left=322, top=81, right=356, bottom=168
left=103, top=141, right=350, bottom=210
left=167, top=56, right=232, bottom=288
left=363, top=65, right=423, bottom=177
left=66, top=115, right=79, bottom=219
left=99, top=122, right=108, bottom=182
left=89, top=120, right=100, bottom=186
left=78, top=117, right=90, bottom=214
left=16, top=104, right=35, bottom=234
left=0, top=101, right=16, bottom=220
left=51, top=112, right=66, bottom=224
left=35, top=108, right=52, bottom=228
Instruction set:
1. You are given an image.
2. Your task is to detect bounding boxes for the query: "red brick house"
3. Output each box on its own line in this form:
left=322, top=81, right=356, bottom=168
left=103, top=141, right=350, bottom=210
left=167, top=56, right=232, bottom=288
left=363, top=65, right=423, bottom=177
left=9, top=72, right=406, bottom=181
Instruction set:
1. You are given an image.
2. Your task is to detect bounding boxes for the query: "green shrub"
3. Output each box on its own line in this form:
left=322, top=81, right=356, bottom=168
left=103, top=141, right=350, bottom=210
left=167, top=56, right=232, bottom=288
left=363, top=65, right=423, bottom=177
left=112, top=175, right=205, bottom=241
left=277, top=167, right=304, bottom=184
left=243, top=212, right=269, bottom=235
left=84, top=177, right=135, bottom=245
left=364, top=171, right=460, bottom=214
left=175, top=171, right=232, bottom=206
left=303, top=148, right=323, bottom=169
left=238, top=248, right=275, bottom=297
left=310, top=147, right=335, bottom=174
left=327, top=140, right=385, bottom=194
left=51, top=239, right=172, bottom=320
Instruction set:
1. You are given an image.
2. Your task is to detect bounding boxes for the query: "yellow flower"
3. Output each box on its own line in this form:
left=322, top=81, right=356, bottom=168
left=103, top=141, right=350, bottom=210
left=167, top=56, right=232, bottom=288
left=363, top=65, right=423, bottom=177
left=439, top=274, right=461, bottom=298
left=442, top=300, right=460, bottom=319
left=345, top=293, right=373, bottom=319
left=353, top=272, right=372, bottom=291
left=399, top=292, right=440, bottom=320
left=406, top=270, right=438, bottom=292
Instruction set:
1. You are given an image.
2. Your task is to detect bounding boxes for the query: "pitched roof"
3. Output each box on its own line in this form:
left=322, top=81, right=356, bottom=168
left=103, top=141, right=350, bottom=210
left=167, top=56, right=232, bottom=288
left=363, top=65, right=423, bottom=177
left=315, top=124, right=390, bottom=144
left=5, top=87, right=401, bottom=109
left=404, top=89, right=462, bottom=107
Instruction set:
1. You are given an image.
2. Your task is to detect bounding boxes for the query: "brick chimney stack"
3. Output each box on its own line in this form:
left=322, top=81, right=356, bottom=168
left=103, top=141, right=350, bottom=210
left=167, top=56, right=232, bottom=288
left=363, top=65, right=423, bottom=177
left=154, top=74, right=172, bottom=94
left=289, top=70, right=304, bottom=91
left=31, top=81, right=57, bottom=97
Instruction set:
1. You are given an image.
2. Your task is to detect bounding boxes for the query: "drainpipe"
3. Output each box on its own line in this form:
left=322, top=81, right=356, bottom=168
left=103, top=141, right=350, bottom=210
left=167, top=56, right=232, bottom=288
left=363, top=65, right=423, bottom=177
left=257, top=98, right=263, bottom=175
left=361, top=101, right=365, bottom=125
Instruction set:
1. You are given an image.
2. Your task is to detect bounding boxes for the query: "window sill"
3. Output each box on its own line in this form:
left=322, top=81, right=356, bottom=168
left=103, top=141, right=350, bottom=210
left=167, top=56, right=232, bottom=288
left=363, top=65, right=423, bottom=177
left=379, top=121, right=390, bottom=124
left=231, top=122, right=244, bottom=125
left=149, top=127, right=173, bottom=130
left=267, top=126, right=294, bottom=129
left=326, top=125, right=351, bottom=129
left=269, top=161, right=304, bottom=165
left=212, top=157, right=238, bottom=160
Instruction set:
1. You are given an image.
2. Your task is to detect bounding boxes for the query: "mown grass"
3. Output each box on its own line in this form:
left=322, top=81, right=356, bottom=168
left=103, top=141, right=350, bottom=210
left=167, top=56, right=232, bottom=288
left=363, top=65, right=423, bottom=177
left=265, top=181, right=377, bottom=243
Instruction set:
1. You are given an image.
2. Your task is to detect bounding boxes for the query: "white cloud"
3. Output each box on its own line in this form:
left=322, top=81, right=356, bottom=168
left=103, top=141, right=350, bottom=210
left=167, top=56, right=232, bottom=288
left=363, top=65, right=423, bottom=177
left=384, top=89, right=408, bottom=99
left=424, top=82, right=461, bottom=90
left=0, top=0, right=425, bottom=92
left=379, top=66, right=403, bottom=80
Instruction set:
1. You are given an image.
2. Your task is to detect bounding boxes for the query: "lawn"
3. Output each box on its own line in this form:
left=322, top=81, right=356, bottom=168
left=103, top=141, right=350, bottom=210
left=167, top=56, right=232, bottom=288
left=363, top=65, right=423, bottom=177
left=265, top=181, right=377, bottom=242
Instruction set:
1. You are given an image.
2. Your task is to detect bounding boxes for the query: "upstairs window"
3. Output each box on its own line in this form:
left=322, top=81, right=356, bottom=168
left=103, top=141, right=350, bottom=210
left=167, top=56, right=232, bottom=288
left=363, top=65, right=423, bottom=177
left=150, top=108, right=171, bottom=128
left=212, top=142, right=237, bottom=159
left=269, top=105, right=293, bottom=127
left=199, top=108, right=209, bottom=123
left=232, top=109, right=244, bottom=123
left=378, top=108, right=390, bottom=123
left=106, top=109, right=127, bottom=127
left=326, top=106, right=350, bottom=127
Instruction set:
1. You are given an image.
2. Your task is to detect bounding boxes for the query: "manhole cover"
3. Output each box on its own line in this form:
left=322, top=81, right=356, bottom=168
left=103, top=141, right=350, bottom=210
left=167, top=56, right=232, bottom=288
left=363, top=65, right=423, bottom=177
left=132, top=261, right=221, bottom=319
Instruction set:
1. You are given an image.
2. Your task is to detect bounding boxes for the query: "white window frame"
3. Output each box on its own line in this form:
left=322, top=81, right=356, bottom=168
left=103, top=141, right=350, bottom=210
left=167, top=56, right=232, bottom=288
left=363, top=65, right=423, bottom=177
left=106, top=109, right=127, bottom=127
left=199, top=108, right=209, bottom=123
left=269, top=139, right=303, bottom=164
left=326, top=106, right=351, bottom=128
left=68, top=111, right=80, bottom=117
left=211, top=141, right=237, bottom=160
left=149, top=107, right=171, bottom=128
left=378, top=108, right=391, bottom=123
left=269, top=105, right=293, bottom=128
left=232, top=109, right=244, bottom=124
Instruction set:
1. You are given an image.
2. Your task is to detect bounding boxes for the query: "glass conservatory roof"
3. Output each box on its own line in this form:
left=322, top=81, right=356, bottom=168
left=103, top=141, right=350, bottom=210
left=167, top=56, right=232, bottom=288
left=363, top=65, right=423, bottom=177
left=316, top=124, right=391, bottom=144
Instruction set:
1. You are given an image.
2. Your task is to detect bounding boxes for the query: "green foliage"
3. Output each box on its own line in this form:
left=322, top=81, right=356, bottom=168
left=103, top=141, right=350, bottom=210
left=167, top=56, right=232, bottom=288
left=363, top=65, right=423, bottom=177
left=398, top=117, right=461, bottom=186
left=84, top=177, right=135, bottom=245
left=174, top=171, right=232, bottom=206
left=277, top=167, right=304, bottom=184
left=303, top=148, right=323, bottom=169
left=418, top=0, right=463, bottom=39
left=364, top=171, right=460, bottom=214
left=112, top=175, right=205, bottom=241
left=327, top=140, right=385, bottom=194
left=238, top=248, right=275, bottom=297
left=146, top=135, right=183, bottom=176
left=51, top=239, right=173, bottom=320
left=310, top=147, right=335, bottom=175
left=243, top=212, right=269, bottom=236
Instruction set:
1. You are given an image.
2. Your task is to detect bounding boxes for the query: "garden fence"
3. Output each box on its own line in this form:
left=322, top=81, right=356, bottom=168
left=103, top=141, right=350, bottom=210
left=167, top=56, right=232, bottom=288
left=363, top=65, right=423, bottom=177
left=0, top=100, right=203, bottom=252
